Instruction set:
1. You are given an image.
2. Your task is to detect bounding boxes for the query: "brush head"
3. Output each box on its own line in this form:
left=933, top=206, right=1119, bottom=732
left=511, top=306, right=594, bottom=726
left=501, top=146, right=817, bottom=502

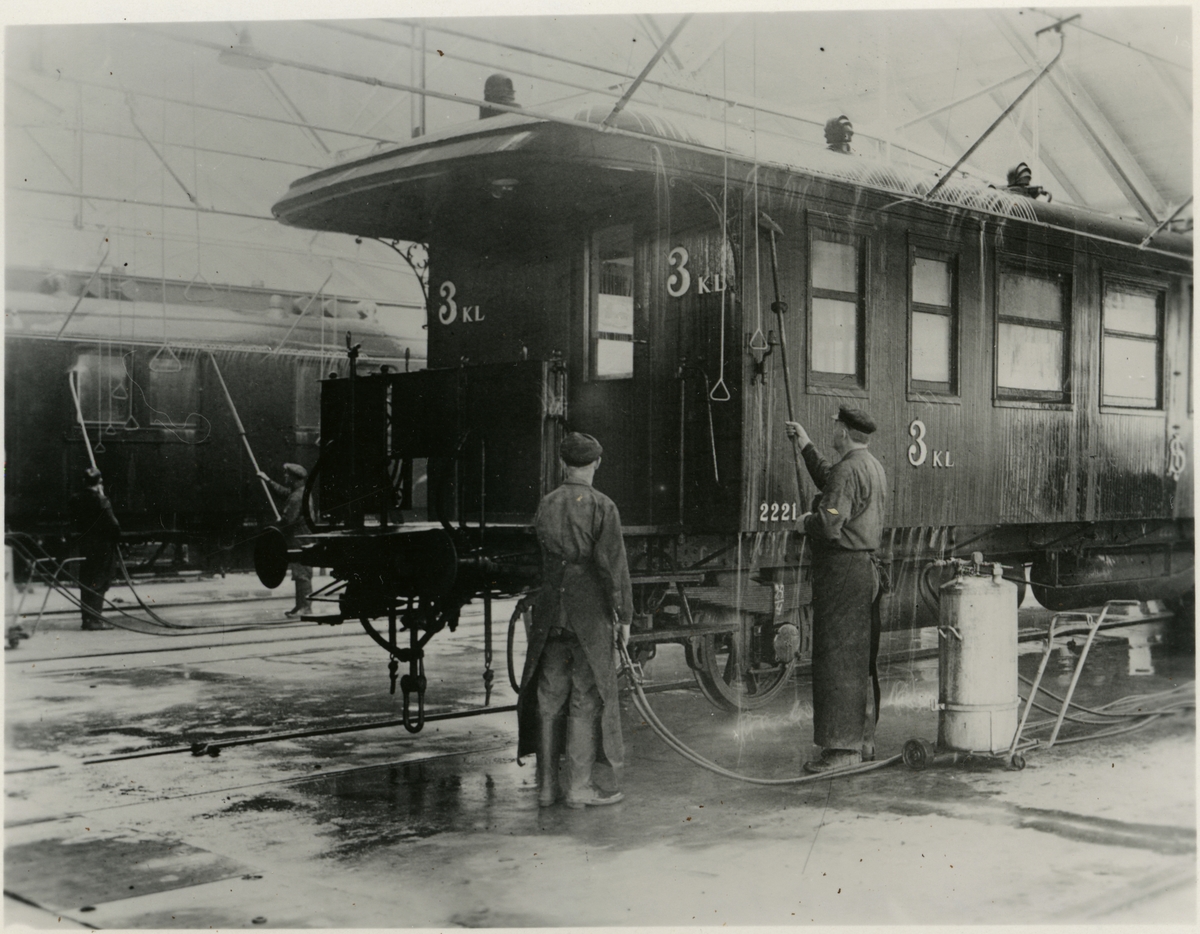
left=757, top=211, right=784, bottom=237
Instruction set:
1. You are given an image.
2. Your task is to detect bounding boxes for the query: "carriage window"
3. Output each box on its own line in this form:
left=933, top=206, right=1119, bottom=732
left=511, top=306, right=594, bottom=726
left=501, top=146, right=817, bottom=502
left=589, top=225, right=635, bottom=380
left=148, top=355, right=199, bottom=428
left=295, top=363, right=323, bottom=429
left=73, top=351, right=131, bottom=425
left=996, top=267, right=1070, bottom=402
left=809, top=231, right=865, bottom=387
left=1101, top=282, right=1163, bottom=409
left=909, top=252, right=957, bottom=394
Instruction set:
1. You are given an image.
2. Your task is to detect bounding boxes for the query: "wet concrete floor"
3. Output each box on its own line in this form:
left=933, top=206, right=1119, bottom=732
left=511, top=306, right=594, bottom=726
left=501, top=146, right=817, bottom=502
left=4, top=575, right=1196, bottom=927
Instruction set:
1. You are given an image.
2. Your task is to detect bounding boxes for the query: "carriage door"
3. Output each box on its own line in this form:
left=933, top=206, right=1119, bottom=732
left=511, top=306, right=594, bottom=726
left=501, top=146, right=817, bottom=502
left=572, top=224, right=653, bottom=524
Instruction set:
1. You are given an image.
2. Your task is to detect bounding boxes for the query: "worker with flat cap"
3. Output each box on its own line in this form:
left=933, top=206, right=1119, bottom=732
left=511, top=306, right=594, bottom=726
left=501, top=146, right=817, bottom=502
left=785, top=407, right=888, bottom=772
left=70, top=467, right=122, bottom=630
left=517, top=431, right=633, bottom=808
left=258, top=462, right=314, bottom=617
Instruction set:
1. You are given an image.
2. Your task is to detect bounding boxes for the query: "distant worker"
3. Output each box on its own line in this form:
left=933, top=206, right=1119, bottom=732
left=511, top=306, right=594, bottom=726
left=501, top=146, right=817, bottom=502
left=824, top=114, right=854, bottom=154
left=258, top=463, right=313, bottom=617
left=1005, top=162, right=1051, bottom=201
left=785, top=407, right=887, bottom=773
left=516, top=432, right=633, bottom=809
left=70, top=467, right=122, bottom=630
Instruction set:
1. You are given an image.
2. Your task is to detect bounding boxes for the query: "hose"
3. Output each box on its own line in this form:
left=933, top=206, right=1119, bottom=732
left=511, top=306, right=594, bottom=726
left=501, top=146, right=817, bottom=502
left=616, top=633, right=1192, bottom=778
left=506, top=597, right=532, bottom=694
left=1019, top=673, right=1195, bottom=722
left=1013, top=669, right=1193, bottom=748
left=918, top=562, right=943, bottom=615
left=6, top=533, right=303, bottom=637
left=617, top=641, right=901, bottom=785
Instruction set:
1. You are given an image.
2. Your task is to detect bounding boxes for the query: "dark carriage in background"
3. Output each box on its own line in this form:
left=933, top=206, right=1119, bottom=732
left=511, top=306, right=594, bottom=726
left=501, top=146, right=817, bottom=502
left=4, top=266, right=424, bottom=576
left=270, top=91, right=1193, bottom=711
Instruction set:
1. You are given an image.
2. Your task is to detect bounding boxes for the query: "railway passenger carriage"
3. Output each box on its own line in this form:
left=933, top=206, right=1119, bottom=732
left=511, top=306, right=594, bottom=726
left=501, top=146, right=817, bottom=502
left=270, top=96, right=1193, bottom=710
left=5, top=267, right=425, bottom=573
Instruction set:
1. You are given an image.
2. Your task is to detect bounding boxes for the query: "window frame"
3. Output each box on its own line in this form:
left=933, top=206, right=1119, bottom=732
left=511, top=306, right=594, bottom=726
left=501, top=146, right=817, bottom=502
left=72, top=347, right=133, bottom=426
left=294, top=360, right=325, bottom=431
left=906, top=240, right=960, bottom=399
left=993, top=255, right=1073, bottom=407
left=1099, top=273, right=1166, bottom=412
left=585, top=224, right=638, bottom=382
left=145, top=350, right=201, bottom=429
left=806, top=221, right=869, bottom=394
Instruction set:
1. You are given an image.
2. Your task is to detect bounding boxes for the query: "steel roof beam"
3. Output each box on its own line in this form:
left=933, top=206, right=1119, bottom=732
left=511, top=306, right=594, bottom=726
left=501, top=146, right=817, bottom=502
left=986, top=90, right=1087, bottom=206
left=896, top=67, right=1032, bottom=131
left=990, top=11, right=1166, bottom=225
left=638, top=15, right=686, bottom=74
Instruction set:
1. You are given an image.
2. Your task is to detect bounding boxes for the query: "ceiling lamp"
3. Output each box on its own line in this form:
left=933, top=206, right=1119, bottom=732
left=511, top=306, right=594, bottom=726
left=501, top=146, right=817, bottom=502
left=218, top=30, right=272, bottom=70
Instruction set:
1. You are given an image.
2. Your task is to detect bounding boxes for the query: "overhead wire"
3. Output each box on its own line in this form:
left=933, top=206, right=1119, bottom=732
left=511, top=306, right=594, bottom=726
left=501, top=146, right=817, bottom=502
left=1028, top=7, right=1191, bottom=71
left=9, top=121, right=325, bottom=171
left=19, top=70, right=395, bottom=145
left=136, top=21, right=979, bottom=181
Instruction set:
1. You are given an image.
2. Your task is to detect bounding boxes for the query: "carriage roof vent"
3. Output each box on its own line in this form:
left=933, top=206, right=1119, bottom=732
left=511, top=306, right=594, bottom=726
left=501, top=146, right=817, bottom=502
left=480, top=74, right=518, bottom=120
left=824, top=115, right=853, bottom=154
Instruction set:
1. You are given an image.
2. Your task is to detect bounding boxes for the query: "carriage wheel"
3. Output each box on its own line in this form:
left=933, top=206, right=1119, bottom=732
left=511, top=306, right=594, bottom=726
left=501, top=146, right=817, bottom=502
left=688, top=611, right=795, bottom=711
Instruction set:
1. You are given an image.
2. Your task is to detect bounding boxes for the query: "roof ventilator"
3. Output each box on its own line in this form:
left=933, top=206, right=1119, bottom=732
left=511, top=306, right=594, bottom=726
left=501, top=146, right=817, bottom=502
left=479, top=74, right=518, bottom=120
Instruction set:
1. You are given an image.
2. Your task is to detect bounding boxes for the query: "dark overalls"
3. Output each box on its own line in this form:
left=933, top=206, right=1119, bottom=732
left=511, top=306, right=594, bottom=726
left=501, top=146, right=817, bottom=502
left=799, top=444, right=888, bottom=754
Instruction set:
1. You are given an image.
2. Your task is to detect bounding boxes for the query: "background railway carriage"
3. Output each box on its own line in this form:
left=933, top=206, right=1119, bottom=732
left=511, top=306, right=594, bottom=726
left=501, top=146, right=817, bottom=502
left=270, top=98, right=1193, bottom=710
left=5, top=266, right=425, bottom=575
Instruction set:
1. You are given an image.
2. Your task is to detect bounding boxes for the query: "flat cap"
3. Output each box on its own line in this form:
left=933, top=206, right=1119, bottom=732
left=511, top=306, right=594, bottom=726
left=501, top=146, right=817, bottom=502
left=83, top=467, right=103, bottom=485
left=560, top=432, right=603, bottom=467
left=833, top=406, right=876, bottom=435
left=283, top=463, right=309, bottom=479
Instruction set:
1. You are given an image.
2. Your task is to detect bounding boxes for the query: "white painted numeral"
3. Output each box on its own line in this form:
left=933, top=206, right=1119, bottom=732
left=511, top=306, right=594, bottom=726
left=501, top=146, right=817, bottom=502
left=759, top=501, right=801, bottom=524
left=908, top=418, right=928, bottom=467
left=667, top=246, right=691, bottom=298
left=437, top=280, right=458, bottom=325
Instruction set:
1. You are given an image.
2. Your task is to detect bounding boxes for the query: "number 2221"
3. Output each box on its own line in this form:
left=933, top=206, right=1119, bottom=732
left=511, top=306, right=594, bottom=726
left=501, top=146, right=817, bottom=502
left=759, top=502, right=800, bottom=523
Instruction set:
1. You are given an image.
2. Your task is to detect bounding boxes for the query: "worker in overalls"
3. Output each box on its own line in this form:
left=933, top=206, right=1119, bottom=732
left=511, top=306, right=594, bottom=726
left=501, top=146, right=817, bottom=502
left=70, top=467, right=122, bottom=631
left=516, top=432, right=633, bottom=809
left=258, top=463, right=313, bottom=617
left=786, top=407, right=887, bottom=773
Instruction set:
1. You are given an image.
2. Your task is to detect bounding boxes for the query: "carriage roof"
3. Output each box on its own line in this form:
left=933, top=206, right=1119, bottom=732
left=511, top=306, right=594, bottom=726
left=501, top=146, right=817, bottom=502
left=273, top=104, right=1192, bottom=263
left=5, top=283, right=426, bottom=365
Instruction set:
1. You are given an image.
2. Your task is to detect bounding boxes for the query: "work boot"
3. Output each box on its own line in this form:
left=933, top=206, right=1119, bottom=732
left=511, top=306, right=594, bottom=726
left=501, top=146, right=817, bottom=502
left=803, top=748, right=862, bottom=774
left=536, top=716, right=562, bottom=807
left=286, top=579, right=312, bottom=617
left=564, top=715, right=598, bottom=809
left=572, top=789, right=625, bottom=807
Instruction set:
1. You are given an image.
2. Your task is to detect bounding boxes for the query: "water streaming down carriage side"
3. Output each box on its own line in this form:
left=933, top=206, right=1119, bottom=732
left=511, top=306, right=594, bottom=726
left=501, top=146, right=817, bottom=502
left=262, top=76, right=1193, bottom=714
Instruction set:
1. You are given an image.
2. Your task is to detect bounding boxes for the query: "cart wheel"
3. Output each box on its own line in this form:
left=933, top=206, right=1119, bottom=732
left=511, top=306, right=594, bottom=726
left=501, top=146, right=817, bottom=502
left=1009, top=753, right=1026, bottom=771
left=902, top=738, right=936, bottom=770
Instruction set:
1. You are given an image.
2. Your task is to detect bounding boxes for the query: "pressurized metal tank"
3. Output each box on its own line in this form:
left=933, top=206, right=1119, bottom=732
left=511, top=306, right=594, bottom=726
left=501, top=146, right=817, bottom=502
left=937, top=562, right=1019, bottom=754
